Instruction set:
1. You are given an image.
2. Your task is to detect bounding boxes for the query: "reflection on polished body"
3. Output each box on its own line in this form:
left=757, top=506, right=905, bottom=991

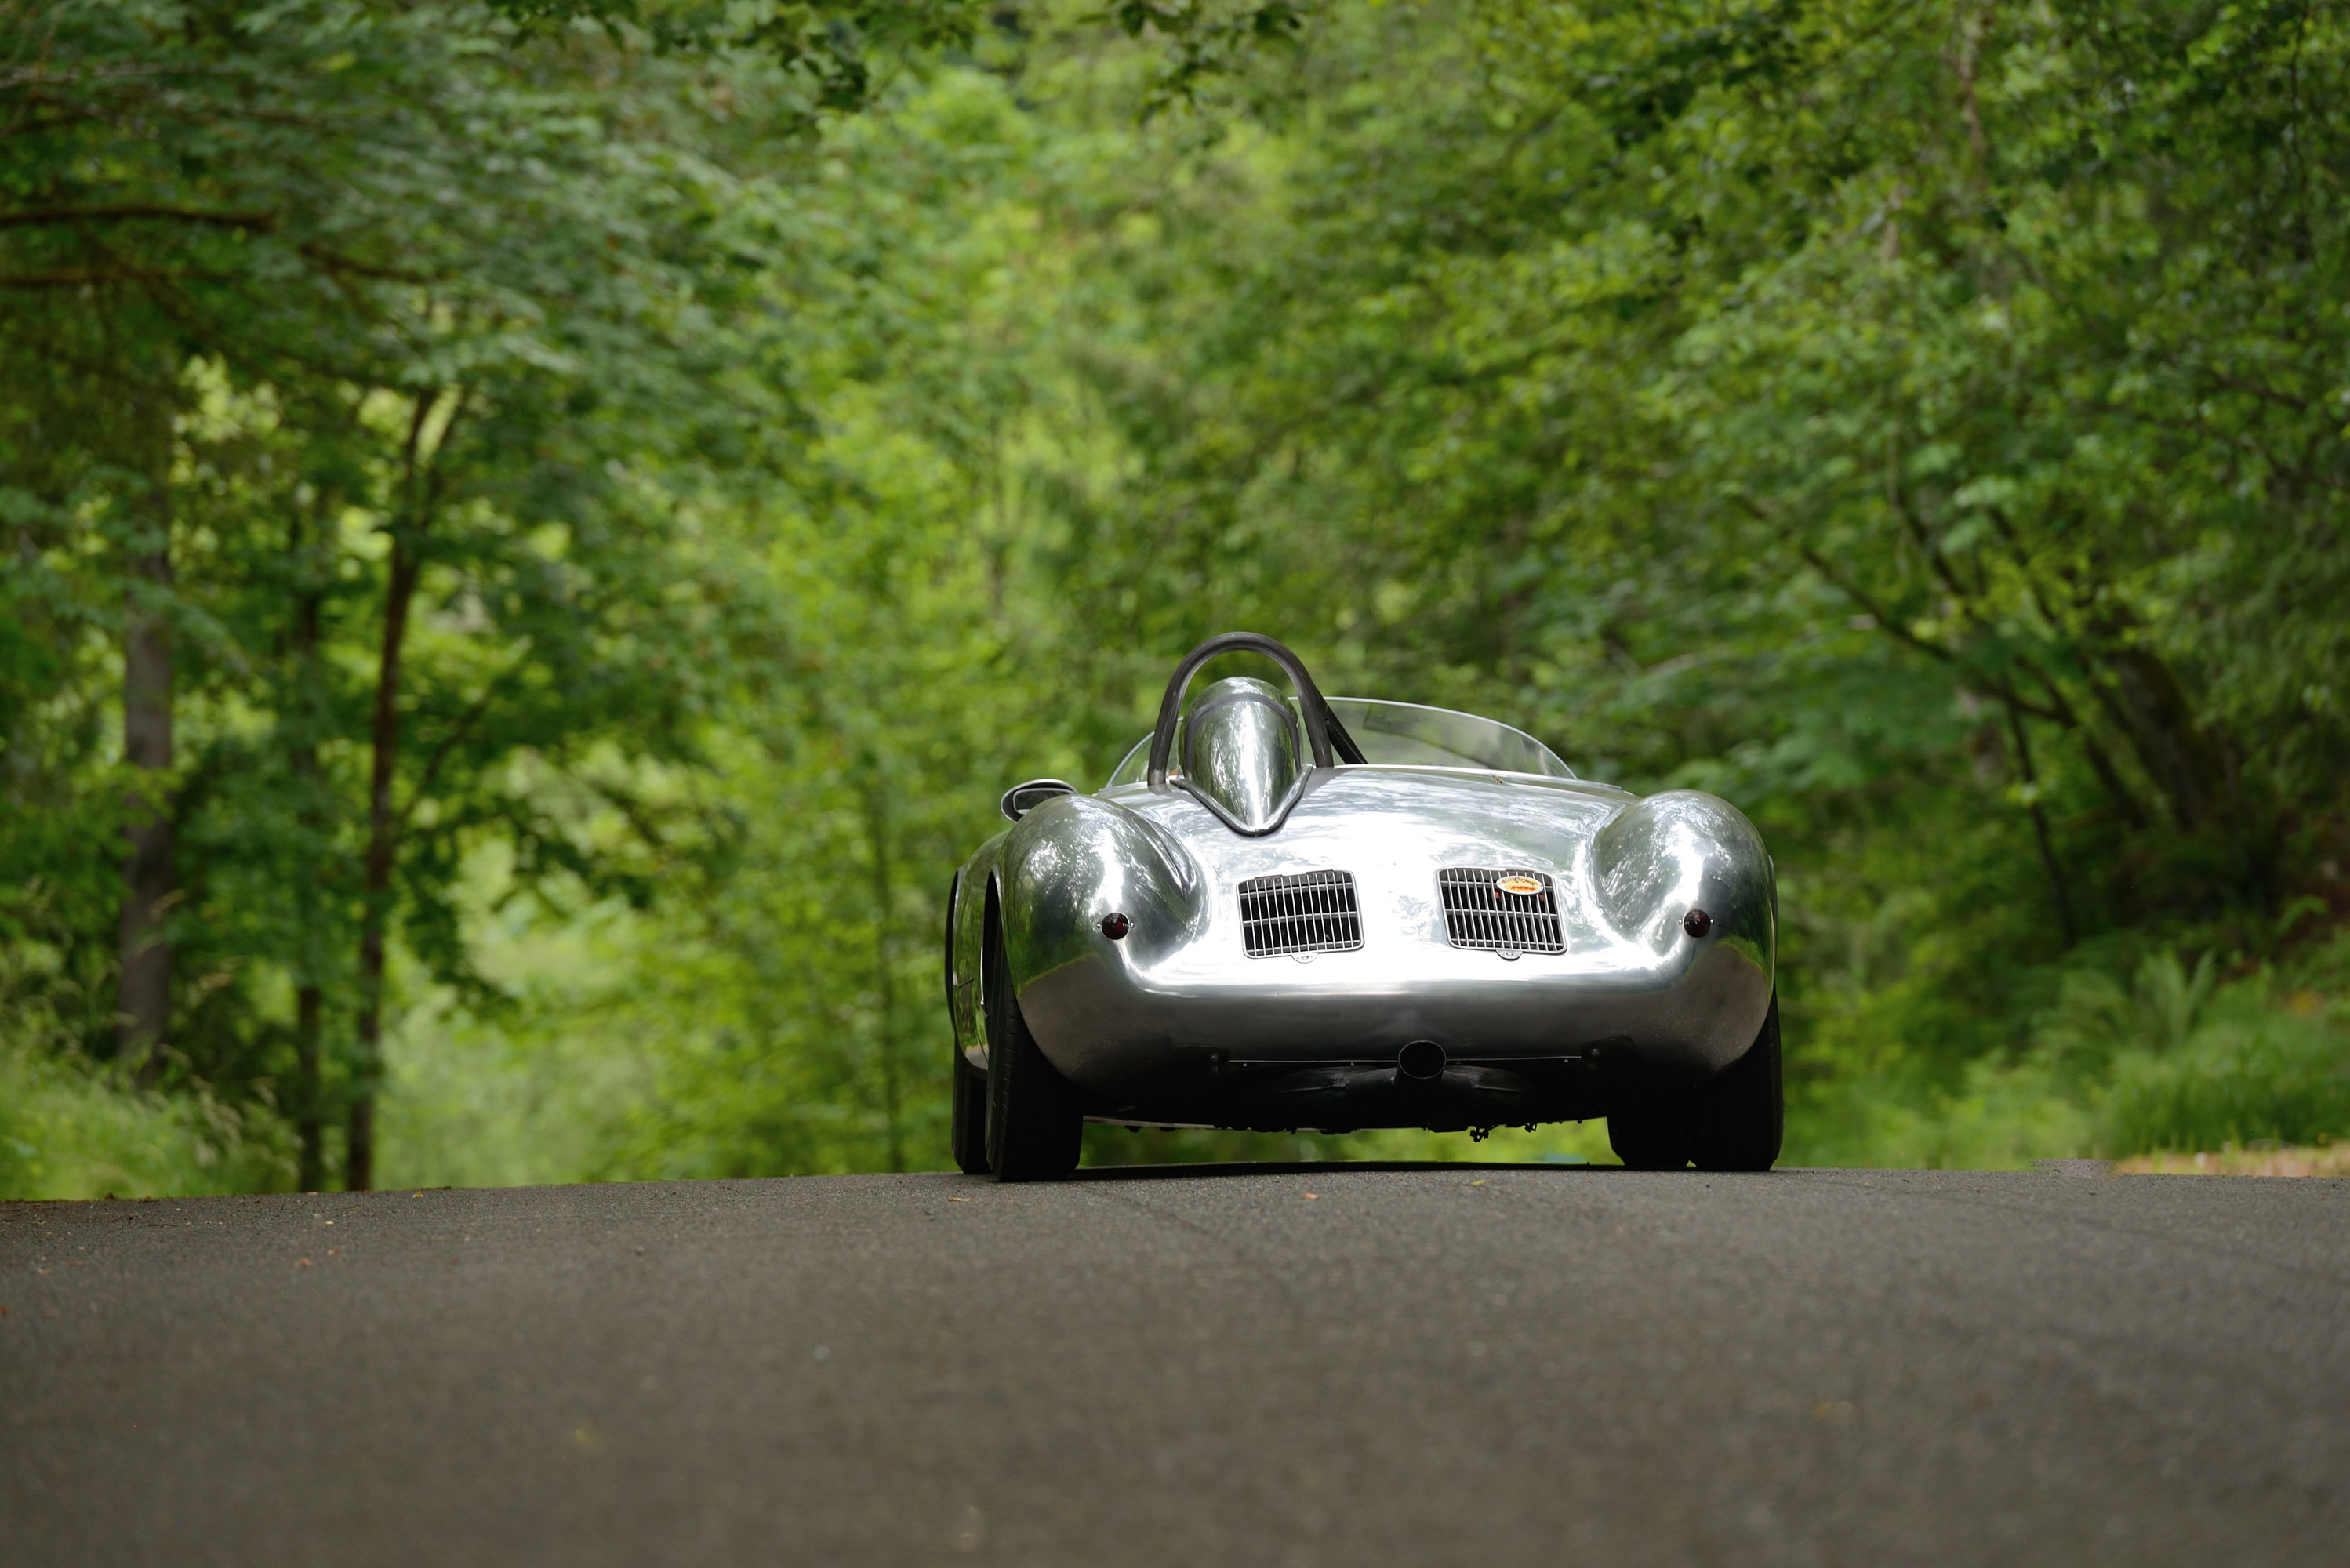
left=948, top=633, right=1783, bottom=1179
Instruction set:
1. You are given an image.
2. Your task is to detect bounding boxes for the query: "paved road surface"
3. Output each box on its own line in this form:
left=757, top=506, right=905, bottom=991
left=5, top=1165, right=2347, bottom=1566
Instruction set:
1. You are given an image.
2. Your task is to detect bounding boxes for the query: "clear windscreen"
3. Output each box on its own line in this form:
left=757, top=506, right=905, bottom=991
left=1325, top=698, right=1575, bottom=778
left=1106, top=728, right=1164, bottom=788
left=1103, top=697, right=1572, bottom=786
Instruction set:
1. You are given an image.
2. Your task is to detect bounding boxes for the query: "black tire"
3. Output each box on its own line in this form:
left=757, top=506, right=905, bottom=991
left=1608, top=1097, right=1692, bottom=1170
left=1691, top=993, right=1783, bottom=1172
left=983, top=926, right=1082, bottom=1181
left=950, top=1047, right=990, bottom=1175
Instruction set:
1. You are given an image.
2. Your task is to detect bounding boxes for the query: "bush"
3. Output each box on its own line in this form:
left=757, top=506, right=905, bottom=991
left=2101, top=989, right=2350, bottom=1154
left=0, top=1005, right=289, bottom=1200
left=2018, top=935, right=2350, bottom=1156
left=1788, top=1057, right=2094, bottom=1170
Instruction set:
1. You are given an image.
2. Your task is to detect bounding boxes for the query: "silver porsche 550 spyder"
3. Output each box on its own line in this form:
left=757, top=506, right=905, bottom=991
left=943, top=633, right=1782, bottom=1181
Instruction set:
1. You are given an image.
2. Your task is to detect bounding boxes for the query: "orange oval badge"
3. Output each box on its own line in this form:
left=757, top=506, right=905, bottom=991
left=1495, top=875, right=1542, bottom=896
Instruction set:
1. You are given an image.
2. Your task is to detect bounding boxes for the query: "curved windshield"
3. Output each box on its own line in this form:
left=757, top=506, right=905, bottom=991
left=1325, top=698, right=1575, bottom=778
left=1103, top=697, right=1572, bottom=786
left=1106, top=727, right=1170, bottom=788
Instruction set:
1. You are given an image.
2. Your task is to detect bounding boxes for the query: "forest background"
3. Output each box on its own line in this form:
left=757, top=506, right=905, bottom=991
left=5, top=0, right=2347, bottom=1196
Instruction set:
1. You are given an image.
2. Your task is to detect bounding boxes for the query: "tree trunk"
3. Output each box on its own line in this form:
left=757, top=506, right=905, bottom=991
left=2096, top=645, right=2236, bottom=831
left=117, top=397, right=174, bottom=1078
left=348, top=534, right=421, bottom=1192
left=290, top=505, right=329, bottom=1191
left=295, top=983, right=325, bottom=1191
left=348, top=389, right=452, bottom=1192
left=2004, top=703, right=2076, bottom=949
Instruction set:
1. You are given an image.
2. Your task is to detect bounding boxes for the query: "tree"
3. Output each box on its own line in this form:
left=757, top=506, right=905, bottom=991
left=3, top=0, right=808, bottom=1182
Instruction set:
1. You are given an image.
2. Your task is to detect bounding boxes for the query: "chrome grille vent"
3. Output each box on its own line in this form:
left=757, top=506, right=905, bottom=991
left=1238, top=870, right=1364, bottom=958
left=1439, top=868, right=1567, bottom=955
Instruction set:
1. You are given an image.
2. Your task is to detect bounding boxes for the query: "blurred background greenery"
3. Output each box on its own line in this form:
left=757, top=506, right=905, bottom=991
left=5, top=0, right=2345, bottom=1197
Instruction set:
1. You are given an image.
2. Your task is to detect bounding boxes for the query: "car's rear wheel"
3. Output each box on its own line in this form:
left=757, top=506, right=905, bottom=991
left=1607, top=1097, right=1692, bottom=1170
left=950, top=1047, right=990, bottom=1175
left=983, top=927, right=1082, bottom=1181
left=1609, top=993, right=1783, bottom=1171
left=1691, top=993, right=1782, bottom=1172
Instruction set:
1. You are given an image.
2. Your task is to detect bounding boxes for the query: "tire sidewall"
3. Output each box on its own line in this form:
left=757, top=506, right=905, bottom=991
left=951, top=1048, right=990, bottom=1176
left=1691, top=993, right=1782, bottom=1172
left=982, top=933, right=1080, bottom=1180
left=983, top=935, right=1015, bottom=1174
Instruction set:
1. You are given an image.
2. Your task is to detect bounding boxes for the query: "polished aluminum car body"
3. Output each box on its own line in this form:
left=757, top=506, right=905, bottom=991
left=947, top=636, right=1775, bottom=1134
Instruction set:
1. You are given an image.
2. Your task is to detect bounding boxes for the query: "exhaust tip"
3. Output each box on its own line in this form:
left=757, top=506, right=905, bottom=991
left=1397, top=1040, right=1447, bottom=1082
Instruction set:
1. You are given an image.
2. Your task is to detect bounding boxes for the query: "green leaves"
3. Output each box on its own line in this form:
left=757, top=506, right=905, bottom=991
left=5, top=0, right=2344, bottom=1185
left=1000, top=0, right=2349, bottom=1152
left=492, top=0, right=985, bottom=114
left=1, top=1, right=834, bottom=1176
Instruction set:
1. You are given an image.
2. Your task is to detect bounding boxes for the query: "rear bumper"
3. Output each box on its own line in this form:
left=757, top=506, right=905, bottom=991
left=1019, top=934, right=1771, bottom=1130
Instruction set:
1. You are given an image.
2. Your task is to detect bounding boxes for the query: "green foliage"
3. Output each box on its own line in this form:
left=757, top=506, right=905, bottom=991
left=0, top=1043, right=274, bottom=1198
left=985, top=0, right=2350, bottom=1161
left=5, top=0, right=2347, bottom=1192
left=0, top=973, right=286, bottom=1197
left=492, top=0, right=986, bottom=112
left=2103, top=996, right=2350, bottom=1155
left=2088, top=938, right=2350, bottom=1155
left=3, top=0, right=821, bottom=1178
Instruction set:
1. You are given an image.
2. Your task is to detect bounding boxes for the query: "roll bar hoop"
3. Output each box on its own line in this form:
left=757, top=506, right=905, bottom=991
left=1146, top=632, right=1353, bottom=792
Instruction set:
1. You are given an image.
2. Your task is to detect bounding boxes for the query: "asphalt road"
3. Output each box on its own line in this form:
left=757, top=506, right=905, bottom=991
left=5, top=1165, right=2347, bottom=1566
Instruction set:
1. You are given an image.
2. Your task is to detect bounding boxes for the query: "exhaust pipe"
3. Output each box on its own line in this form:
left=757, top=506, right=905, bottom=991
left=1397, top=1040, right=1447, bottom=1083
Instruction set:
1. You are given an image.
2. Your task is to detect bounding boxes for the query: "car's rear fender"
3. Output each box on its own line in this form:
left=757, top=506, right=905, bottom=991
left=1588, top=790, right=1774, bottom=983
left=997, top=789, right=1210, bottom=1022
left=948, top=833, right=1009, bottom=1067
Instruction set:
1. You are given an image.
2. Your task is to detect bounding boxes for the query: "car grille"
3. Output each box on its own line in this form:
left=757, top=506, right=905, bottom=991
left=1438, top=867, right=1567, bottom=954
left=1238, top=870, right=1364, bottom=957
